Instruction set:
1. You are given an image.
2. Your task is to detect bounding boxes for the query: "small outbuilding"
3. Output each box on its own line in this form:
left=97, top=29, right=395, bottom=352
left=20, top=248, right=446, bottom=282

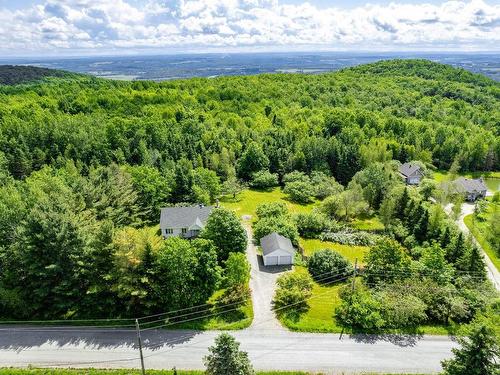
left=399, top=162, right=424, bottom=185
left=260, top=232, right=295, bottom=266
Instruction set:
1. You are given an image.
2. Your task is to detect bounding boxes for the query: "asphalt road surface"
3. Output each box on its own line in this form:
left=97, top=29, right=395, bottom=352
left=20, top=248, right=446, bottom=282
left=0, top=326, right=456, bottom=374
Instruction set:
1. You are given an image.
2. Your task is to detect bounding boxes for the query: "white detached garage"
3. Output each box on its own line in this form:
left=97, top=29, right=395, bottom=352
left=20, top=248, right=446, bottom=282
left=261, top=232, right=295, bottom=266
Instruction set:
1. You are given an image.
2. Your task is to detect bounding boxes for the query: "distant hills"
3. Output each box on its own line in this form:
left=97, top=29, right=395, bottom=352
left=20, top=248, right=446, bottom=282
left=0, top=65, right=70, bottom=85
left=2, top=52, right=499, bottom=81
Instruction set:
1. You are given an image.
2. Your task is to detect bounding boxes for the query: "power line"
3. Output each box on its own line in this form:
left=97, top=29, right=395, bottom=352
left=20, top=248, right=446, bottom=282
left=139, top=297, right=250, bottom=326
left=137, top=266, right=353, bottom=322
left=19, top=273, right=352, bottom=368
left=141, top=275, right=352, bottom=361
left=0, top=317, right=136, bottom=324
left=141, top=271, right=350, bottom=331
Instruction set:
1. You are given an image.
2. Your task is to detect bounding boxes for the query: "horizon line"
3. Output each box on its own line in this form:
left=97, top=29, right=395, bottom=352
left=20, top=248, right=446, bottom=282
left=1, top=49, right=499, bottom=61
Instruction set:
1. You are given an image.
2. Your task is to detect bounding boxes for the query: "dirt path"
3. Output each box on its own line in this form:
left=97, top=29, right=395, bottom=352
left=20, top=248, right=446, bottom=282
left=242, top=219, right=287, bottom=331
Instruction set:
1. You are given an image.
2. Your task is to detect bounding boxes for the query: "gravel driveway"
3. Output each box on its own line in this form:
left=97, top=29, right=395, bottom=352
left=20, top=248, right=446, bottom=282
left=243, top=221, right=289, bottom=331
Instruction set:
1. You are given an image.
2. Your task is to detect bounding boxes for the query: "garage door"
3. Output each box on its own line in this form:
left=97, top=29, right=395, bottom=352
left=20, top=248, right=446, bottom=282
left=265, top=255, right=278, bottom=266
left=279, top=255, right=292, bottom=265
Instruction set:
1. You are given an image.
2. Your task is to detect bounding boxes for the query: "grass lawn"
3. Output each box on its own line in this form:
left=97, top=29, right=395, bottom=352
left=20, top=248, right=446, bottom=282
left=432, top=171, right=500, bottom=192
left=464, top=213, right=500, bottom=272
left=0, top=370, right=429, bottom=375
left=278, top=267, right=346, bottom=333
left=278, top=268, right=462, bottom=335
left=300, top=238, right=369, bottom=265
left=220, top=188, right=318, bottom=219
left=351, top=216, right=385, bottom=232
left=146, top=288, right=253, bottom=331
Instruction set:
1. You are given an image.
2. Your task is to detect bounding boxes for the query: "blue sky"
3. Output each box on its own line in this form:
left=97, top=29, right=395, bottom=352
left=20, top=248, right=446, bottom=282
left=0, top=0, right=499, bottom=56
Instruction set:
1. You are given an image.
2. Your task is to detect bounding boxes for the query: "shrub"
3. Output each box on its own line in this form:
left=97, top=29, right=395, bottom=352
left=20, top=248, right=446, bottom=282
left=294, top=211, right=331, bottom=238
left=375, top=289, right=427, bottom=328
left=283, top=171, right=309, bottom=184
left=320, top=228, right=378, bottom=246
left=253, top=216, right=299, bottom=246
left=273, top=272, right=313, bottom=312
left=310, top=171, right=344, bottom=200
left=307, top=249, right=353, bottom=282
left=216, top=284, right=251, bottom=308
left=250, top=170, right=279, bottom=189
left=283, top=180, right=315, bottom=203
left=224, top=252, right=250, bottom=287
left=255, top=201, right=288, bottom=219
left=335, top=284, right=385, bottom=330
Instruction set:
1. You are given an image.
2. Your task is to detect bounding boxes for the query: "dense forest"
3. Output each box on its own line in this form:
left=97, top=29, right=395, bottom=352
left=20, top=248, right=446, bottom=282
left=0, top=65, right=70, bottom=85
left=0, top=60, right=499, bottom=321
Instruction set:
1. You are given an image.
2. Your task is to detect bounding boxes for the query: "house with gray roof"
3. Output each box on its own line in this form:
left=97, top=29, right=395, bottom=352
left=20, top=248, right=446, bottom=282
left=399, top=162, right=424, bottom=185
left=260, top=232, right=295, bottom=266
left=160, top=205, right=213, bottom=239
left=454, top=177, right=488, bottom=201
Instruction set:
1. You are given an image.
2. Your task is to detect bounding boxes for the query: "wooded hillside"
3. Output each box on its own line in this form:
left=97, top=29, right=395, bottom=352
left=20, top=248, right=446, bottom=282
left=0, top=59, right=498, bottom=321
left=0, top=59, right=498, bottom=184
left=0, top=65, right=69, bottom=85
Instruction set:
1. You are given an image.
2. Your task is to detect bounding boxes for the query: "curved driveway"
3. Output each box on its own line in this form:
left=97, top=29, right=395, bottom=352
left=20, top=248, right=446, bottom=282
left=456, top=203, right=500, bottom=290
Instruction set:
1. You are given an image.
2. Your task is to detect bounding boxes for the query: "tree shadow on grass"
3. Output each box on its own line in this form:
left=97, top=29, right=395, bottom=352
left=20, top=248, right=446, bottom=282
left=275, top=303, right=310, bottom=324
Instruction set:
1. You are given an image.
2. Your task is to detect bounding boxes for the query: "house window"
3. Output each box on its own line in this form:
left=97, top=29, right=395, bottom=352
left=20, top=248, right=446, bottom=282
left=181, top=228, right=187, bottom=234
left=165, top=228, right=173, bottom=235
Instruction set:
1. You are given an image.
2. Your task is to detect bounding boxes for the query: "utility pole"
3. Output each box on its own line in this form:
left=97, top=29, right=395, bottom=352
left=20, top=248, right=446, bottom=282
left=340, top=258, right=357, bottom=340
left=351, top=258, right=358, bottom=292
left=135, top=319, right=146, bottom=375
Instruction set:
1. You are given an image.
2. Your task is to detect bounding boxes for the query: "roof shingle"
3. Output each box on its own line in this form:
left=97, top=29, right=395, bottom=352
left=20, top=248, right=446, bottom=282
left=399, top=162, right=422, bottom=177
left=260, top=232, right=295, bottom=256
left=160, top=205, right=213, bottom=229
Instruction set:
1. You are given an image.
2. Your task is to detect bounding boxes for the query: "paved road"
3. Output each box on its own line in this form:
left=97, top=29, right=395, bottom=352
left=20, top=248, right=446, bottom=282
left=0, top=326, right=456, bottom=374
left=243, top=221, right=288, bottom=331
left=456, top=203, right=500, bottom=290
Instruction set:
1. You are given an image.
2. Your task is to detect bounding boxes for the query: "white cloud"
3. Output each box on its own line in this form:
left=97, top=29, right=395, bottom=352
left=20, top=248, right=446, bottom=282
left=0, top=0, right=499, bottom=55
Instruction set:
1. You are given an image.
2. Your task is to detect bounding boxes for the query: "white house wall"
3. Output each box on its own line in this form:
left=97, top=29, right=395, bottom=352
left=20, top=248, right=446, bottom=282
left=162, top=228, right=182, bottom=238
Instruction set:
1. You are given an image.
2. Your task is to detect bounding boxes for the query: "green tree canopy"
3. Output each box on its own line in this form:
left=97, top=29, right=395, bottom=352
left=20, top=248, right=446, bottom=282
left=364, top=238, right=412, bottom=285
left=204, top=333, right=255, bottom=375
left=201, top=208, right=247, bottom=262
left=441, top=323, right=499, bottom=375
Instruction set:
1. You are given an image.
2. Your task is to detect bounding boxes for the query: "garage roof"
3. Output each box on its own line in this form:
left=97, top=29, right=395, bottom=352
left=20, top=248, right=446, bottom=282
left=260, top=232, right=295, bottom=256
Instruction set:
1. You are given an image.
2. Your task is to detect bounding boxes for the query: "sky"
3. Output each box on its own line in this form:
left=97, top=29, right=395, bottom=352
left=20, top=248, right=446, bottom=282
left=0, top=0, right=499, bottom=57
